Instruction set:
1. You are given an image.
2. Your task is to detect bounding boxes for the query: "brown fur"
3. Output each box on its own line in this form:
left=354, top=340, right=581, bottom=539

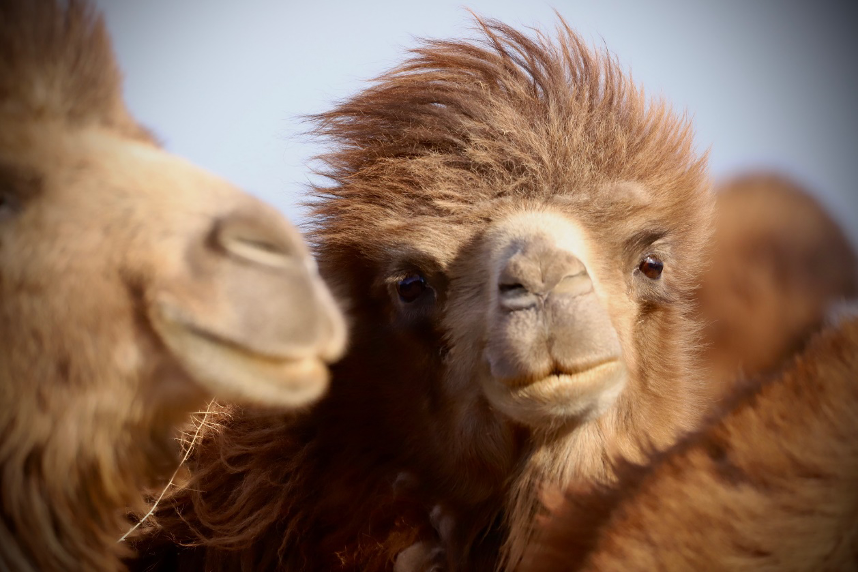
left=524, top=313, right=858, bottom=572
left=132, top=17, right=711, bottom=571
left=0, top=1, right=344, bottom=571
left=699, top=172, right=858, bottom=401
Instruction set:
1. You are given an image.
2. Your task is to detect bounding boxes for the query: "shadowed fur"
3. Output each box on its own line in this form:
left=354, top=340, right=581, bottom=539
left=0, top=1, right=345, bottom=570
left=524, top=313, right=858, bottom=572
left=132, top=17, right=712, bottom=572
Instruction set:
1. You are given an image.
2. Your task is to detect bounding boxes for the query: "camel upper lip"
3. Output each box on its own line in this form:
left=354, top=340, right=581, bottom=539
left=549, top=358, right=620, bottom=378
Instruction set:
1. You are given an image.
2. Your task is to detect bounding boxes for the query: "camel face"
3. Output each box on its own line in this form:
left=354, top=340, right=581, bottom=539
left=1, top=122, right=345, bottom=417
left=117, top=139, right=347, bottom=409
left=356, top=181, right=690, bottom=438
left=453, top=210, right=625, bottom=428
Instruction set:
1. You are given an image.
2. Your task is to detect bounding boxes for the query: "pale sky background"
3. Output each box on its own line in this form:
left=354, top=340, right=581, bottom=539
left=95, top=0, right=857, bottom=246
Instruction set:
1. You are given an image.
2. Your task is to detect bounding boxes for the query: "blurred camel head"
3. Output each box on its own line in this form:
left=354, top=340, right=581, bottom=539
left=0, top=1, right=344, bottom=569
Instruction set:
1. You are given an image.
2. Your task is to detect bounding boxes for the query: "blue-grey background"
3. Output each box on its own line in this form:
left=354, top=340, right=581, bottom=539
left=94, top=0, right=858, bottom=245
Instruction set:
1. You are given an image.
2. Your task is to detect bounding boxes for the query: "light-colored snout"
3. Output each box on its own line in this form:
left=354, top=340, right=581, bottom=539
left=33, top=128, right=346, bottom=412
left=480, top=211, right=625, bottom=427
left=209, top=209, right=346, bottom=363
left=147, top=188, right=346, bottom=410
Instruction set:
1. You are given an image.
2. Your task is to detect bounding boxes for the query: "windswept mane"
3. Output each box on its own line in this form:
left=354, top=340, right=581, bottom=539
left=307, top=17, right=706, bottom=251
left=0, top=0, right=145, bottom=136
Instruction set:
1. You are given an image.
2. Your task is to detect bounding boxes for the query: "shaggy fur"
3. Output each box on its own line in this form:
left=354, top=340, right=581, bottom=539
left=132, top=17, right=711, bottom=572
left=0, top=2, right=344, bottom=570
left=699, top=172, right=857, bottom=401
left=524, top=313, right=858, bottom=572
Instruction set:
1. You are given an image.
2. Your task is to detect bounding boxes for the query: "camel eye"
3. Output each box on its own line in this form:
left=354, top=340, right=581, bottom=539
left=397, top=273, right=428, bottom=303
left=639, top=255, right=664, bottom=280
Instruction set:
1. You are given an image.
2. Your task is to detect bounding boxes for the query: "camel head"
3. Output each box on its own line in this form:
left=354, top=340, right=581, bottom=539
left=308, top=20, right=712, bottom=558
left=0, top=2, right=344, bottom=568
left=0, top=1, right=345, bottom=422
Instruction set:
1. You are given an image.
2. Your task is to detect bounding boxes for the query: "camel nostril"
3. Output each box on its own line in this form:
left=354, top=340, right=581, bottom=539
left=498, top=282, right=539, bottom=311
left=499, top=282, right=526, bottom=294
left=214, top=215, right=299, bottom=270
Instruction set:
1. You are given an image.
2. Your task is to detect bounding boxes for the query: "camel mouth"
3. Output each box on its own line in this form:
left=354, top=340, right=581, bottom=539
left=504, top=359, right=623, bottom=389
left=481, top=360, right=625, bottom=427
left=149, top=306, right=330, bottom=409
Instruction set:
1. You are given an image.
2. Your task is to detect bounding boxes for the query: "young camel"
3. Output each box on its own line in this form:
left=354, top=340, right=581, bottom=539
left=131, top=17, right=713, bottom=571
left=698, top=172, right=857, bottom=401
left=0, top=1, right=345, bottom=571
left=524, top=177, right=858, bottom=572
left=399, top=175, right=858, bottom=571
left=523, top=312, right=858, bottom=572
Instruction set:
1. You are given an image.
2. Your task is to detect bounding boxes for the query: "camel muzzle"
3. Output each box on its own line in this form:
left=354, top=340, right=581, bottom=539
left=147, top=198, right=347, bottom=409
left=478, top=211, right=626, bottom=427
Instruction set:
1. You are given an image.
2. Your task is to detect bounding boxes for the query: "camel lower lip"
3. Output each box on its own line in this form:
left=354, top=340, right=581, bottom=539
left=481, top=360, right=625, bottom=427
left=505, top=360, right=622, bottom=389
left=149, top=310, right=330, bottom=408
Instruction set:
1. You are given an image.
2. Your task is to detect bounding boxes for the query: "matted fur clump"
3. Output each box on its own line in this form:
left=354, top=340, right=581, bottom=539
left=133, top=17, right=712, bottom=572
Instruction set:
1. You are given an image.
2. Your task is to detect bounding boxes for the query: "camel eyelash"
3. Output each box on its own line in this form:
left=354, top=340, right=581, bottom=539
left=624, top=229, right=669, bottom=259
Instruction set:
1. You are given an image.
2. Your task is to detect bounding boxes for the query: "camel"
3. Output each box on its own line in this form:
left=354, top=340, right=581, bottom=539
left=523, top=312, right=858, bottom=572
left=391, top=176, right=858, bottom=572
left=520, top=171, right=858, bottom=569
left=698, top=172, right=857, bottom=401
left=0, top=1, right=345, bottom=571
left=130, top=17, right=715, bottom=572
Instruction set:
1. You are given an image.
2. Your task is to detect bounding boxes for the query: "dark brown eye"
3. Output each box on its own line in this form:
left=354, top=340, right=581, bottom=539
left=639, top=255, right=664, bottom=279
left=397, top=273, right=428, bottom=303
